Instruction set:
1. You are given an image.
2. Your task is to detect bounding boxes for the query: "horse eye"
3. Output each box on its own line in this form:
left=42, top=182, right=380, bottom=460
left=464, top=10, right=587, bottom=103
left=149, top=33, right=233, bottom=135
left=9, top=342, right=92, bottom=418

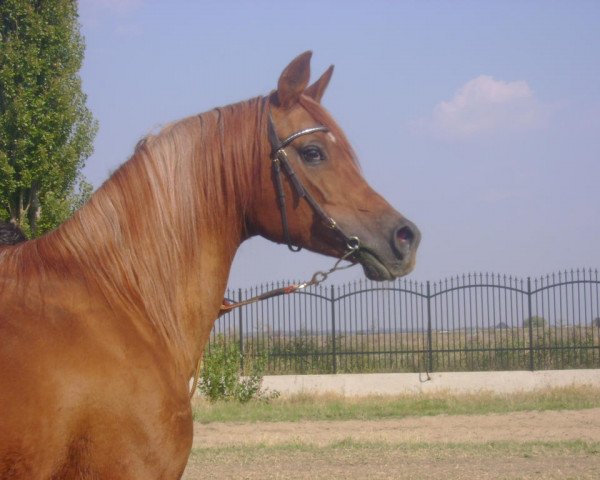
left=300, top=146, right=325, bottom=164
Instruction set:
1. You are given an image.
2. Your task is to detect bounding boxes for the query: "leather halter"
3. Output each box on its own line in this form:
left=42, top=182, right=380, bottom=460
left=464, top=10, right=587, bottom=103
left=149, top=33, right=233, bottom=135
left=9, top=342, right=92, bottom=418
left=267, top=113, right=360, bottom=255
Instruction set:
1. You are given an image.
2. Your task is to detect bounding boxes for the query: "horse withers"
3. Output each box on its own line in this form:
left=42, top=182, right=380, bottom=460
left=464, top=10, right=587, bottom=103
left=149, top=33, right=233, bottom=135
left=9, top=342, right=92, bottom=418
left=0, top=52, right=419, bottom=479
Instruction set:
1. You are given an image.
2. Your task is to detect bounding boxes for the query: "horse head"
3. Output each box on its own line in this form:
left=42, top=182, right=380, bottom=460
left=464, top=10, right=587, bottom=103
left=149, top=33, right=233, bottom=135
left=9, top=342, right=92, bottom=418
left=247, top=51, right=420, bottom=281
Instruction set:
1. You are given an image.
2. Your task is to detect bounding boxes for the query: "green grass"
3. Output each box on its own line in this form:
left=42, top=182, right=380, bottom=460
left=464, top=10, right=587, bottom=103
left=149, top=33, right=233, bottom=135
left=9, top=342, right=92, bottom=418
left=189, top=439, right=600, bottom=458
left=192, top=385, right=600, bottom=423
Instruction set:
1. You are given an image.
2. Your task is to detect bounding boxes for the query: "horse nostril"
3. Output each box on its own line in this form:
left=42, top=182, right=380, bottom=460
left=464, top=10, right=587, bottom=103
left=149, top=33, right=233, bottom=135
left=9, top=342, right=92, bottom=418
left=391, top=221, right=420, bottom=262
left=395, top=226, right=415, bottom=246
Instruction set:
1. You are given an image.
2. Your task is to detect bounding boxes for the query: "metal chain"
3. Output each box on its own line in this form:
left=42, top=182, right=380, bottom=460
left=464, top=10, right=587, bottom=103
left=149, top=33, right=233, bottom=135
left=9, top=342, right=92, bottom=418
left=219, top=236, right=360, bottom=314
left=294, top=237, right=360, bottom=290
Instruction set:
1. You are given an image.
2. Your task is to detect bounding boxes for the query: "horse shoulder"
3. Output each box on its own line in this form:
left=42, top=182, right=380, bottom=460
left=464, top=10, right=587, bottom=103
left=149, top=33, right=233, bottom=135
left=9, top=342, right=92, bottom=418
left=0, top=275, right=192, bottom=479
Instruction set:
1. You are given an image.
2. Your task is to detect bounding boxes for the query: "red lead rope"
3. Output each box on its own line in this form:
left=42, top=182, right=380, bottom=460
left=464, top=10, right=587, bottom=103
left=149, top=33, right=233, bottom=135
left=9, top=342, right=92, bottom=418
left=218, top=241, right=360, bottom=316
left=219, top=284, right=300, bottom=315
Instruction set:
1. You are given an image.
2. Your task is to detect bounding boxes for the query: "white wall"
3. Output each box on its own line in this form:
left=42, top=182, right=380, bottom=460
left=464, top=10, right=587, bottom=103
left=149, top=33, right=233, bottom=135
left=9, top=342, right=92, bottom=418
left=261, top=369, right=600, bottom=397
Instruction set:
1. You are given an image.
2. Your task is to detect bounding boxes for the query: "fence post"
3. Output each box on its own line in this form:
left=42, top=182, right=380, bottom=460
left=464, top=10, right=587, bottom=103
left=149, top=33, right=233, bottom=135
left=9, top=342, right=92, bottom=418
left=329, top=285, right=337, bottom=373
left=238, top=288, right=244, bottom=372
left=426, top=281, right=433, bottom=372
left=527, top=277, right=534, bottom=371
left=330, top=285, right=337, bottom=374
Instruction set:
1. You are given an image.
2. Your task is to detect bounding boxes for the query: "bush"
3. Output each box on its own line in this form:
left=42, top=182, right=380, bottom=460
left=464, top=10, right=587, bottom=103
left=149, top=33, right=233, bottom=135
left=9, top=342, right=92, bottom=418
left=198, top=335, right=277, bottom=403
left=524, top=316, right=546, bottom=328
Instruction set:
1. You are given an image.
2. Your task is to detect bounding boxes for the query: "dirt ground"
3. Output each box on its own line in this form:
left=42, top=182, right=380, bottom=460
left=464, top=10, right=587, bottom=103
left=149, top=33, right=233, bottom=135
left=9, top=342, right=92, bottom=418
left=184, top=409, right=600, bottom=479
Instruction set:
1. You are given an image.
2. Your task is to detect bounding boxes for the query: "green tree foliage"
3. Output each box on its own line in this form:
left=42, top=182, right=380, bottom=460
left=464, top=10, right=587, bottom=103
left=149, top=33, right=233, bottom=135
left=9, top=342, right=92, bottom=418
left=0, top=0, right=97, bottom=237
left=523, top=316, right=546, bottom=328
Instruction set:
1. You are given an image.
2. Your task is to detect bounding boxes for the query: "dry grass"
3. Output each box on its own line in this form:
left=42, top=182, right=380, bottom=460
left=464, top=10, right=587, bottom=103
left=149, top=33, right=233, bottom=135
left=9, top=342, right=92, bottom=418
left=185, top=387, right=600, bottom=479
left=229, top=326, right=600, bottom=374
left=184, top=440, right=600, bottom=479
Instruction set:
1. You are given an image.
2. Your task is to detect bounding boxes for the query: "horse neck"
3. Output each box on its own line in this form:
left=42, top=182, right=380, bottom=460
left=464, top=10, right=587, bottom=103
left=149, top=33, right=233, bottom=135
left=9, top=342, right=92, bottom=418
left=39, top=100, right=267, bottom=372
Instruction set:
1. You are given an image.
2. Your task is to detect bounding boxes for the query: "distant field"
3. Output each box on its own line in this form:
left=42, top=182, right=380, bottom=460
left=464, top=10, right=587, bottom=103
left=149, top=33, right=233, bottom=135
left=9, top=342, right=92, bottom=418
left=211, top=325, right=600, bottom=374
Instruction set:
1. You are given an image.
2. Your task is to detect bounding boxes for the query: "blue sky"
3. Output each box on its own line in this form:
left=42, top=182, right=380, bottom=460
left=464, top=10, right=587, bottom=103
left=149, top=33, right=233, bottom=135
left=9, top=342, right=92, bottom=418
left=78, top=0, right=600, bottom=288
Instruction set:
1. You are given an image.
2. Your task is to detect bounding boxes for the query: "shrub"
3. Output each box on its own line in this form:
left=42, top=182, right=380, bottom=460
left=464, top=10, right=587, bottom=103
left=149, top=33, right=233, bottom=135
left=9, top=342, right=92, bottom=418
left=198, top=335, right=277, bottom=403
left=524, top=316, right=546, bottom=328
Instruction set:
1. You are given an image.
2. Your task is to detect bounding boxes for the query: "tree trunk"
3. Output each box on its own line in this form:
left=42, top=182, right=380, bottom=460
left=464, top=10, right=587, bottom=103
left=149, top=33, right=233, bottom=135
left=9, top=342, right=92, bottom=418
left=27, top=183, right=39, bottom=237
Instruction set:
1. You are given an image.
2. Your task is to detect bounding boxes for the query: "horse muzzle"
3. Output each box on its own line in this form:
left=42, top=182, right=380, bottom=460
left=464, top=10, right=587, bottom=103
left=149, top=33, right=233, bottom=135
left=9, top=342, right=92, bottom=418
left=353, top=219, right=421, bottom=281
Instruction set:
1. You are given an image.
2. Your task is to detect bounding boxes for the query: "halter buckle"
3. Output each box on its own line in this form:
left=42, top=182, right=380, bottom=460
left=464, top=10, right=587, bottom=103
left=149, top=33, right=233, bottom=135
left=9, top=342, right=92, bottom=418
left=346, top=236, right=361, bottom=251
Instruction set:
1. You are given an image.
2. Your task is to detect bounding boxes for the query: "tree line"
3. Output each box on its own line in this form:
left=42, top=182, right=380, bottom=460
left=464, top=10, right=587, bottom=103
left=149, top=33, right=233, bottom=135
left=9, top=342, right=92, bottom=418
left=0, top=0, right=96, bottom=238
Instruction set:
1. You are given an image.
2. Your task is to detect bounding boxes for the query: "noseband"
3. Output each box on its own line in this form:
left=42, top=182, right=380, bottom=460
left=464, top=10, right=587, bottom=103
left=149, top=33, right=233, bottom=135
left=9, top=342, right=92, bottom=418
left=267, top=113, right=361, bottom=256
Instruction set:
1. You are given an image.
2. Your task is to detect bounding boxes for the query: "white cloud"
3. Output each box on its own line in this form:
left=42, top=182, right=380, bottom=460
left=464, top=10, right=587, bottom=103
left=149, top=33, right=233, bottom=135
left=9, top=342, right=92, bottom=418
left=415, top=75, right=549, bottom=141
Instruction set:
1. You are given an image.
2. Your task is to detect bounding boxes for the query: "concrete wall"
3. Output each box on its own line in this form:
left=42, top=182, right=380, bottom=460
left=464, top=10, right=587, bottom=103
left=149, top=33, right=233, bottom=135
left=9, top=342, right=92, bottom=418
left=261, top=369, right=600, bottom=397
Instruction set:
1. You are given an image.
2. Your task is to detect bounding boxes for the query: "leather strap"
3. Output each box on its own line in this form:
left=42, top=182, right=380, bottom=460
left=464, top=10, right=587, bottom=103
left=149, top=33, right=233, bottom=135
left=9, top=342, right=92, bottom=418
left=267, top=113, right=358, bottom=253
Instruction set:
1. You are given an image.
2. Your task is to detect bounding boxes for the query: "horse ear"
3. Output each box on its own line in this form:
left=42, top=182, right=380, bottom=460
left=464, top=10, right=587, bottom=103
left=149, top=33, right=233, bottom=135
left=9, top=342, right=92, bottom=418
left=305, top=65, right=334, bottom=103
left=276, top=51, right=312, bottom=109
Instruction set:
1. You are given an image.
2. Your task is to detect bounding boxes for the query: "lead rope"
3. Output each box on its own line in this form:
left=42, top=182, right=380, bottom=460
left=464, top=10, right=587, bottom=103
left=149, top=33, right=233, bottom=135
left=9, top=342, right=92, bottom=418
left=189, top=240, right=360, bottom=399
left=220, top=237, right=360, bottom=313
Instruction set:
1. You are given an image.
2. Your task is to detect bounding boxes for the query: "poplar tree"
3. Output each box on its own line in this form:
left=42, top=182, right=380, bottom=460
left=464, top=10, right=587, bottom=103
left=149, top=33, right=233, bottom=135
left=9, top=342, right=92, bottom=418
left=0, top=0, right=97, bottom=237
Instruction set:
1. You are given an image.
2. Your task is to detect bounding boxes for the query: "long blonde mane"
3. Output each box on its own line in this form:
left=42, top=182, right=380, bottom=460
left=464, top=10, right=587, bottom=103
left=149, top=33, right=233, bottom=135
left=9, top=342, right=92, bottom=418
left=0, top=96, right=268, bottom=349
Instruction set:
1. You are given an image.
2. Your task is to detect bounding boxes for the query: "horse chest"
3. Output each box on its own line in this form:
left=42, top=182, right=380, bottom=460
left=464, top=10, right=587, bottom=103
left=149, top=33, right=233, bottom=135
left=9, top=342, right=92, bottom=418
left=0, top=371, right=193, bottom=479
left=0, top=305, right=193, bottom=479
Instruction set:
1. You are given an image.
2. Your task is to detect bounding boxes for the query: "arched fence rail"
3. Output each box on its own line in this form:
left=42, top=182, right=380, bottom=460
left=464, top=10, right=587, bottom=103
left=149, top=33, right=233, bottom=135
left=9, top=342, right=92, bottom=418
left=210, top=269, right=600, bottom=374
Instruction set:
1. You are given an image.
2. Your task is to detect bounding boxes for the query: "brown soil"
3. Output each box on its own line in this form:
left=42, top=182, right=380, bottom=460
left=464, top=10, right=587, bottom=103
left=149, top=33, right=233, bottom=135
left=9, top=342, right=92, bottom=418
left=184, top=409, right=600, bottom=479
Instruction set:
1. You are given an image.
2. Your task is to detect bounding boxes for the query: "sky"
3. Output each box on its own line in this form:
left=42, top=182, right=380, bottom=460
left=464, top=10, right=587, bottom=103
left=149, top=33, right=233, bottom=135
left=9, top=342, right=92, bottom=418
left=77, top=0, right=600, bottom=289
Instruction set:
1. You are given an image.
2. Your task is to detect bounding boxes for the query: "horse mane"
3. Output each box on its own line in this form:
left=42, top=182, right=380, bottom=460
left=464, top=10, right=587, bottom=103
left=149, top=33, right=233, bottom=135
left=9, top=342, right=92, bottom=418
left=1, top=96, right=268, bottom=351
left=0, top=93, right=350, bottom=353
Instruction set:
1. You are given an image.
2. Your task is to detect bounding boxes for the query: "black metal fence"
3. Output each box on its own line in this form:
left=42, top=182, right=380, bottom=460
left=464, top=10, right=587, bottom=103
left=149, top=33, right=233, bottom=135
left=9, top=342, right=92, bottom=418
left=210, top=269, right=600, bottom=374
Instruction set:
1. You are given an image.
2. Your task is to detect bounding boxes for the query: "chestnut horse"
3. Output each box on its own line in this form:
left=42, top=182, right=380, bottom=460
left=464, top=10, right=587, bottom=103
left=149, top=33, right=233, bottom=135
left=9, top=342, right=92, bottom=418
left=0, top=52, right=419, bottom=479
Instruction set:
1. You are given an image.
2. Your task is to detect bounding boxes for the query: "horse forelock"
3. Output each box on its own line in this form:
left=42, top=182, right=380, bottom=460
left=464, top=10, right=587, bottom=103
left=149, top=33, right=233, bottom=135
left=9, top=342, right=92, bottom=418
left=298, top=95, right=361, bottom=170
